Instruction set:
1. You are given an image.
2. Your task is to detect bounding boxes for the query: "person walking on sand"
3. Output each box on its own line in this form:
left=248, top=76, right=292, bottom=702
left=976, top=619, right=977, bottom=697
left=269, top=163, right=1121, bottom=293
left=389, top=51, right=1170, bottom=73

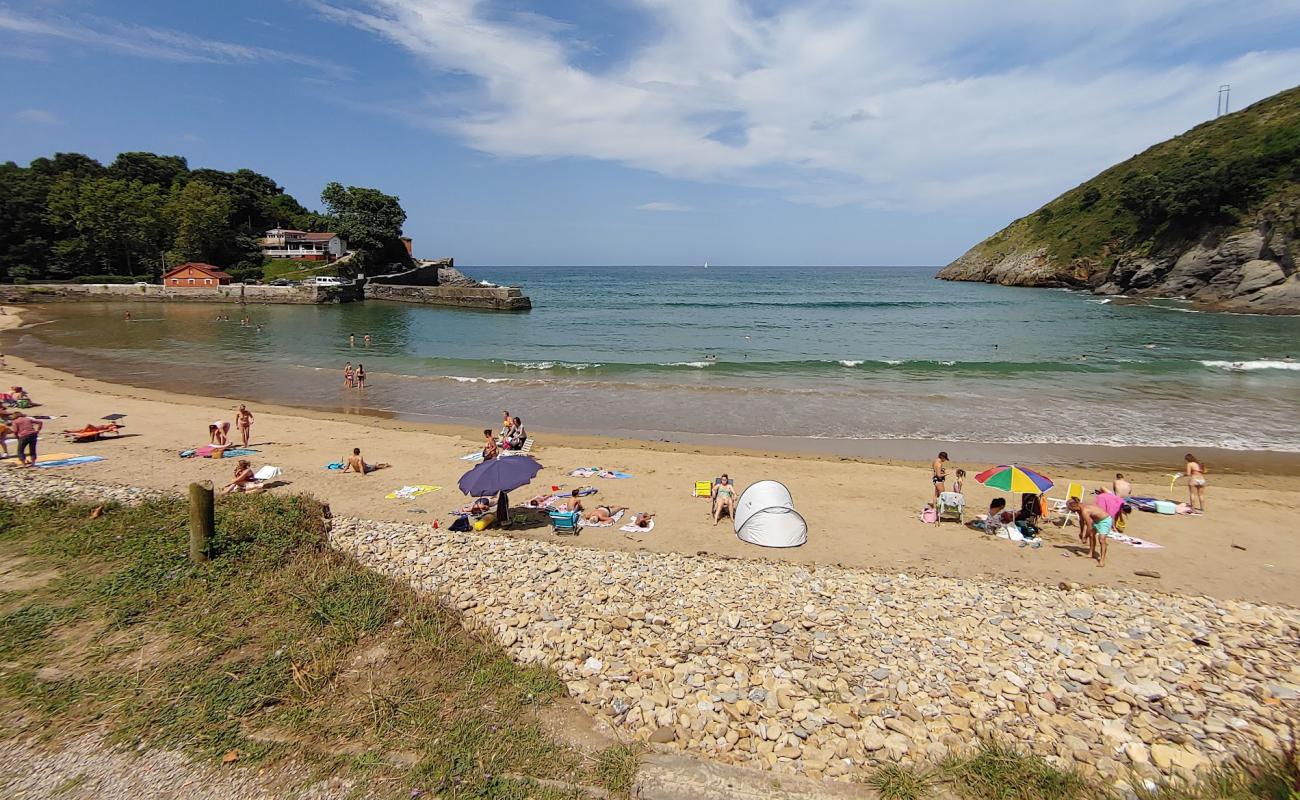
left=343, top=362, right=354, bottom=389
left=931, top=451, right=949, bottom=499
left=235, top=404, right=254, bottom=448
left=11, top=412, right=41, bottom=467
left=1184, top=453, right=1207, bottom=513
left=1067, top=497, right=1112, bottom=567
left=355, top=363, right=366, bottom=389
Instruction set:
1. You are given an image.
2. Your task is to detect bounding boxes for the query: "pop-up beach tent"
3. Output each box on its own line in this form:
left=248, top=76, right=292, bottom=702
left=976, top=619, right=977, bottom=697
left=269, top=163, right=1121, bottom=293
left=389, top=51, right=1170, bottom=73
left=734, top=480, right=807, bottom=547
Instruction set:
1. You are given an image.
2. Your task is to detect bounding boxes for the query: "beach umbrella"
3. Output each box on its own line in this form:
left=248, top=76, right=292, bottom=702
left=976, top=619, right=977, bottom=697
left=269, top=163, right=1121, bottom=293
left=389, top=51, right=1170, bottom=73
left=458, top=455, right=542, bottom=497
left=974, top=464, right=1054, bottom=493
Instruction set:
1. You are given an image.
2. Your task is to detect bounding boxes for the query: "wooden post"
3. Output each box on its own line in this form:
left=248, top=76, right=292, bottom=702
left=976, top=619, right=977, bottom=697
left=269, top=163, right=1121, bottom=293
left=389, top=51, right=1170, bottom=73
left=188, top=481, right=214, bottom=563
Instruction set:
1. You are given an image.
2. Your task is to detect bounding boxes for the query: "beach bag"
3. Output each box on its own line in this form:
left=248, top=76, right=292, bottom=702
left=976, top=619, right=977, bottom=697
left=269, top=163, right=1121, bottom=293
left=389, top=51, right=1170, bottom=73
left=449, top=514, right=471, bottom=532
left=921, top=506, right=937, bottom=524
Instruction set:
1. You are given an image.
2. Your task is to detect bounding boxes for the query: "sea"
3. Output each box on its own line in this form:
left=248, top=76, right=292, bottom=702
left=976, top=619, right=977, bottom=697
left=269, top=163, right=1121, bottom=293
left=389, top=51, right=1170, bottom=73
left=7, top=265, right=1300, bottom=455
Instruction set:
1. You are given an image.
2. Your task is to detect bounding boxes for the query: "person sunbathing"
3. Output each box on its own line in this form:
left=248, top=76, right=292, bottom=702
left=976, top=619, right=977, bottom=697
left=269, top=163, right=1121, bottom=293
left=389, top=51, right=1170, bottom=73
left=712, top=474, right=737, bottom=526
left=457, top=496, right=493, bottom=515
left=221, top=459, right=264, bottom=494
left=630, top=511, right=655, bottom=529
left=585, top=505, right=627, bottom=524
left=342, top=447, right=389, bottom=475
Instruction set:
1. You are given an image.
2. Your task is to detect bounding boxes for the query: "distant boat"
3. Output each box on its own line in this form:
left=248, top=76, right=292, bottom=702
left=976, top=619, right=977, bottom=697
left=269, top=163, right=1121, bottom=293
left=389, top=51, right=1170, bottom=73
left=704, top=261, right=709, bottom=269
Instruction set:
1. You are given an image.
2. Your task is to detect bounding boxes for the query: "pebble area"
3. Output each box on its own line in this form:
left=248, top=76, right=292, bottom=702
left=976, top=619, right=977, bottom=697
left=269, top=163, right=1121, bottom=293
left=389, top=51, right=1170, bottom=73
left=2, top=469, right=1297, bottom=791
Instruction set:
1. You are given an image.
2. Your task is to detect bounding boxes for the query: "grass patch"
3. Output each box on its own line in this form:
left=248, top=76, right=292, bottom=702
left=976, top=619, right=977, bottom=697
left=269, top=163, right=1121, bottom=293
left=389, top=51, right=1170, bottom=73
left=594, top=743, right=641, bottom=799
left=866, top=763, right=936, bottom=800
left=261, top=259, right=338, bottom=282
left=0, top=494, right=604, bottom=799
left=941, top=739, right=1099, bottom=800
left=1131, top=740, right=1300, bottom=800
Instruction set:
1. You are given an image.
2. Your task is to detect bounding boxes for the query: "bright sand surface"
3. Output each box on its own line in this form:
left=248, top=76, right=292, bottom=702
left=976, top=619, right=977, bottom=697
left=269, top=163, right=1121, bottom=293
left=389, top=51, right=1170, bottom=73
left=3, top=305, right=1298, bottom=607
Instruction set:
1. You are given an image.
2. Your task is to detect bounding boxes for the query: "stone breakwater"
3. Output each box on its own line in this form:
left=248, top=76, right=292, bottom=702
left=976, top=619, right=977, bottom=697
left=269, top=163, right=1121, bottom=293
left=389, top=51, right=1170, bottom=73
left=327, top=518, right=1300, bottom=787
left=2, top=470, right=1296, bottom=789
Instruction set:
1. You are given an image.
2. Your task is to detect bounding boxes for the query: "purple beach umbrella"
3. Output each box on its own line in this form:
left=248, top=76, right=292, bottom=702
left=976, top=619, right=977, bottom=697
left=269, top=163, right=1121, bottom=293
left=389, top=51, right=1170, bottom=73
left=458, top=455, right=543, bottom=497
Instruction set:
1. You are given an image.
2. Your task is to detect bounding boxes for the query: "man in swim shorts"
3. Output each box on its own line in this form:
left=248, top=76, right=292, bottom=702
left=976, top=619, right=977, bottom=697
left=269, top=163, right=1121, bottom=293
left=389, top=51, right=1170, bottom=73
left=1068, top=498, right=1111, bottom=568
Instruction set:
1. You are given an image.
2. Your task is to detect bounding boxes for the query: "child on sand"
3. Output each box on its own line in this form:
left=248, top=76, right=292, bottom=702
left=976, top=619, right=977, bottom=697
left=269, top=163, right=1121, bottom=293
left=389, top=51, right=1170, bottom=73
left=952, top=469, right=966, bottom=494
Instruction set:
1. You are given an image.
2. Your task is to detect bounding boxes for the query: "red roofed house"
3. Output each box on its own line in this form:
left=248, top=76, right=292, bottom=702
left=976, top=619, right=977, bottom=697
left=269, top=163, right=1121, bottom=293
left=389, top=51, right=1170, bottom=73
left=162, top=262, right=233, bottom=288
left=259, top=228, right=347, bottom=261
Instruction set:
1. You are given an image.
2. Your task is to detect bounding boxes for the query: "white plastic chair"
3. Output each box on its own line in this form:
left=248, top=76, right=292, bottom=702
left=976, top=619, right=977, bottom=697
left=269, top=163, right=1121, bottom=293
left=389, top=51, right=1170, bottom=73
left=1046, top=481, right=1083, bottom=527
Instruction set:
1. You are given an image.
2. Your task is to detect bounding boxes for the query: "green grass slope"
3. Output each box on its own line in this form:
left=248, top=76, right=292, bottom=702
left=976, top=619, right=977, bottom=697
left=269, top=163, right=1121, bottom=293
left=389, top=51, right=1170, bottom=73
left=954, top=84, right=1300, bottom=279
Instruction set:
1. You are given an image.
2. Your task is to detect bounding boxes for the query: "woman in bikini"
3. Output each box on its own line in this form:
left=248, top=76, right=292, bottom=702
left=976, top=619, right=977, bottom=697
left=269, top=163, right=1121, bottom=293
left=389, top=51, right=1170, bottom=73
left=343, top=363, right=354, bottom=389
left=221, top=459, right=264, bottom=494
left=712, top=474, right=737, bottom=526
left=355, top=363, right=366, bottom=389
left=209, top=420, right=231, bottom=445
left=1184, top=453, right=1207, bottom=513
left=235, top=404, right=254, bottom=448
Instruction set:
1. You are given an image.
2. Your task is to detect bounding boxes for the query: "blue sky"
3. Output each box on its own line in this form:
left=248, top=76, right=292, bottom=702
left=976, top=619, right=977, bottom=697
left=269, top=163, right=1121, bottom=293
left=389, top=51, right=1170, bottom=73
left=2, top=0, right=1299, bottom=266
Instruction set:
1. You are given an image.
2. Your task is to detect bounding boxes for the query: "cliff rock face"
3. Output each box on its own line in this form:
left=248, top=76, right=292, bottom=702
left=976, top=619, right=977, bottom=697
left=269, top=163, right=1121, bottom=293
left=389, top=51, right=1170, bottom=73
left=936, top=84, right=1300, bottom=314
left=938, top=221, right=1300, bottom=314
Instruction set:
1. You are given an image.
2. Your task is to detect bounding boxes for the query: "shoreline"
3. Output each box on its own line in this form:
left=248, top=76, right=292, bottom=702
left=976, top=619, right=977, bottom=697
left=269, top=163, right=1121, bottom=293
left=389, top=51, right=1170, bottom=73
left=5, top=303, right=1300, bottom=474
left=5, top=303, right=1300, bottom=606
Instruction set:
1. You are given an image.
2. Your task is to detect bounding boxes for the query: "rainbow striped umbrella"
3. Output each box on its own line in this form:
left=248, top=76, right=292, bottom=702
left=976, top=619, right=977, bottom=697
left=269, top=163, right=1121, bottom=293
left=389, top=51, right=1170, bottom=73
left=974, top=464, right=1054, bottom=493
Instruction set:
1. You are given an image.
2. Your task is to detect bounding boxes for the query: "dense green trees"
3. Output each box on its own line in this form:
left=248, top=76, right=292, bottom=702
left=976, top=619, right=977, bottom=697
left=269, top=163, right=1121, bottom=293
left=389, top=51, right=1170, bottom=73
left=0, top=151, right=410, bottom=282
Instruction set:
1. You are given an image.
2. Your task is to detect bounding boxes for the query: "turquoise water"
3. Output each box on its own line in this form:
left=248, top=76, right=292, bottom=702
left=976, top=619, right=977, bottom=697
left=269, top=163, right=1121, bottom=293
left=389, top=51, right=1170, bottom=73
left=9, top=265, right=1300, bottom=451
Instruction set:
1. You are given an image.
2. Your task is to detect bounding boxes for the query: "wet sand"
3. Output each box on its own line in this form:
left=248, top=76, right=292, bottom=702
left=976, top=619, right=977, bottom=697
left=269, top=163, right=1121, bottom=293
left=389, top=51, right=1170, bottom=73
left=3, top=305, right=1299, bottom=606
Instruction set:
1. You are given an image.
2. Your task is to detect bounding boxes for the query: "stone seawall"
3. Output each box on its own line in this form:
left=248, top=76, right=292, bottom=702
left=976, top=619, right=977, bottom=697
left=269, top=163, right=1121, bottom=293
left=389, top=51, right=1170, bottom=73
left=365, top=283, right=532, bottom=311
left=0, top=283, right=361, bottom=305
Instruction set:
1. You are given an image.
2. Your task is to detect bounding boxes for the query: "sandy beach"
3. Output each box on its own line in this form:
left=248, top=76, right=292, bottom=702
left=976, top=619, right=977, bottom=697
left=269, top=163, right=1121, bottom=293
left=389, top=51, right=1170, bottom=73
left=4, top=306, right=1298, bottom=607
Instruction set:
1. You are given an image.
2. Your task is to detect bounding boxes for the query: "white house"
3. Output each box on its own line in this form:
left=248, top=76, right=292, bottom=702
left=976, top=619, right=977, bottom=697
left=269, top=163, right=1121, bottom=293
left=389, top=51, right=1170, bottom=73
left=259, top=228, right=347, bottom=261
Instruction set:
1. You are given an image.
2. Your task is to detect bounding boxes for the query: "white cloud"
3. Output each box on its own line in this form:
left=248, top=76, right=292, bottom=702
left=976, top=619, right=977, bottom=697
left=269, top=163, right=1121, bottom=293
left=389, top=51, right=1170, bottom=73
left=301, top=2, right=1300, bottom=211
left=15, top=108, right=60, bottom=124
left=0, top=8, right=348, bottom=77
left=636, top=201, right=692, bottom=212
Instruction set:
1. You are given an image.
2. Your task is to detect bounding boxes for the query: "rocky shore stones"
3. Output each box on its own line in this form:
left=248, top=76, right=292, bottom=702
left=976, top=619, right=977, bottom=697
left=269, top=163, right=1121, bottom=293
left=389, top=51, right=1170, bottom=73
left=3, top=470, right=1297, bottom=789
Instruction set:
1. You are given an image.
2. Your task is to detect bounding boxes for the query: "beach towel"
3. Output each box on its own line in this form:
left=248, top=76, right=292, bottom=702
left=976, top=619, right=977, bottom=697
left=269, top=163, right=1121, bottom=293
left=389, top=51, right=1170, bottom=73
left=1108, top=533, right=1163, bottom=549
left=579, top=509, right=625, bottom=528
left=180, top=446, right=257, bottom=459
left=620, top=516, right=655, bottom=533
left=326, top=462, right=346, bottom=470
left=569, top=467, right=633, bottom=479
left=29, top=452, right=81, bottom=463
left=386, top=484, right=440, bottom=500
left=253, top=466, right=282, bottom=481
left=34, top=455, right=105, bottom=469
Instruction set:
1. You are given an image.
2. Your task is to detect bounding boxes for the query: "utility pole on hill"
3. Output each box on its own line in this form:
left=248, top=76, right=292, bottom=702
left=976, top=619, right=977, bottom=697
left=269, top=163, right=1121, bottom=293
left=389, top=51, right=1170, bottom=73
left=1216, top=84, right=1231, bottom=117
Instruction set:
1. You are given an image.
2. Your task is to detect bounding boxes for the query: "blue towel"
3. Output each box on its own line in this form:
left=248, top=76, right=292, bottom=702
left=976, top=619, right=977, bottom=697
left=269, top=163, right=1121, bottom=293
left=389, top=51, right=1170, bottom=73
left=326, top=462, right=345, bottom=470
left=35, top=455, right=105, bottom=468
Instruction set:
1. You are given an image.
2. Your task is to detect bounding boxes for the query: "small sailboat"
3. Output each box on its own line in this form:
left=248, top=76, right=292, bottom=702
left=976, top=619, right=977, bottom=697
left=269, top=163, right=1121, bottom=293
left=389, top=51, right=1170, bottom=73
left=704, top=261, right=709, bottom=269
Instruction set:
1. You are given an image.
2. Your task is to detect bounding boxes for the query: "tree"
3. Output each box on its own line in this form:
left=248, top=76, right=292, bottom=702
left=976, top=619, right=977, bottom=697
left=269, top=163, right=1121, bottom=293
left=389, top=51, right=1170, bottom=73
left=167, top=181, right=234, bottom=266
left=46, top=175, right=168, bottom=276
left=320, top=181, right=410, bottom=276
left=109, top=152, right=189, bottom=188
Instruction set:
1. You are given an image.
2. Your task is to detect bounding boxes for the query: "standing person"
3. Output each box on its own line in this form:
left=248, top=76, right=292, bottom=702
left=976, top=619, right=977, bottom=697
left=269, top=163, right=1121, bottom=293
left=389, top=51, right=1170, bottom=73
left=1184, top=454, right=1207, bottom=513
left=1067, top=497, right=1112, bottom=567
left=235, top=404, right=254, bottom=448
left=11, top=412, right=42, bottom=467
left=481, top=429, right=498, bottom=461
left=952, top=469, right=966, bottom=494
left=0, top=414, right=11, bottom=459
left=1112, top=472, right=1131, bottom=498
left=355, top=363, right=366, bottom=389
left=343, top=362, right=354, bottom=389
left=931, top=451, right=949, bottom=499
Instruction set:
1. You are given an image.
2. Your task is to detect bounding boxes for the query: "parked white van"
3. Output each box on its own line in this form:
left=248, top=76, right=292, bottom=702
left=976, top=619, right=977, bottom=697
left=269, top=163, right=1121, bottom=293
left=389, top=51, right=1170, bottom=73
left=303, top=276, right=347, bottom=287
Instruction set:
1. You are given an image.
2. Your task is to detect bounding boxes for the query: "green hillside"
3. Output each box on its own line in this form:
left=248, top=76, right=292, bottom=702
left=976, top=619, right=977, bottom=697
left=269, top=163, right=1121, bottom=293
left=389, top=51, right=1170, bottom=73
left=940, top=84, right=1300, bottom=312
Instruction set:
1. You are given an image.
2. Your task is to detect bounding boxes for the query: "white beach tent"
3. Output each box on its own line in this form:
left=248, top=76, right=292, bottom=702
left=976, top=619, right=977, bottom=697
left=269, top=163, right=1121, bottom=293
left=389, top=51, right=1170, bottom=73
left=734, top=480, right=807, bottom=548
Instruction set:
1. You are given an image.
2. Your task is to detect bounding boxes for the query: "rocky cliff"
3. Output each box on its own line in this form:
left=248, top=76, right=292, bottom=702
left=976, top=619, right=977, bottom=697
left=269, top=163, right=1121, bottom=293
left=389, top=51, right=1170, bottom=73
left=938, top=85, right=1300, bottom=314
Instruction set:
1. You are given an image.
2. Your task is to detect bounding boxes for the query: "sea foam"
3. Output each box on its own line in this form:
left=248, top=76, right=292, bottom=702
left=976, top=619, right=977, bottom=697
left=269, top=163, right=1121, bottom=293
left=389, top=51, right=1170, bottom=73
left=1201, top=360, right=1300, bottom=372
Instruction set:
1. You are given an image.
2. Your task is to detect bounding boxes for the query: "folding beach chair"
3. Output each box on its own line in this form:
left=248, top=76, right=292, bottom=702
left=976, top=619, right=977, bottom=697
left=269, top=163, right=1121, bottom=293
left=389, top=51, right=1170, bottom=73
left=549, top=509, right=581, bottom=536
left=693, top=481, right=713, bottom=498
left=936, top=491, right=965, bottom=524
left=1046, top=482, right=1084, bottom=527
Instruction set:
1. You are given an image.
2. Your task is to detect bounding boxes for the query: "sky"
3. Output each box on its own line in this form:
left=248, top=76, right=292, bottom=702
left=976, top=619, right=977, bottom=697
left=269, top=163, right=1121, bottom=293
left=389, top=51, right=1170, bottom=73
left=1, top=1, right=1298, bottom=266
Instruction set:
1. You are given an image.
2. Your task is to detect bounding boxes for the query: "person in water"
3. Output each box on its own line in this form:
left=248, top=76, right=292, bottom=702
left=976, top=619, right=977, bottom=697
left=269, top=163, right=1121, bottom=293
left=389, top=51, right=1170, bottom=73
left=355, top=363, right=366, bottom=389
left=343, top=363, right=354, bottom=388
